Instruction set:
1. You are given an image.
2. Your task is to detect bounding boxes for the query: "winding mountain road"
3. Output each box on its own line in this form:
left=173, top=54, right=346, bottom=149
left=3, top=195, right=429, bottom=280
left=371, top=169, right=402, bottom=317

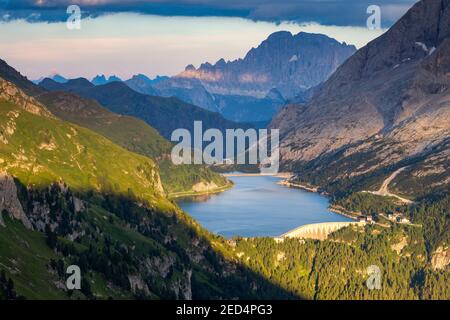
left=366, top=167, right=413, bottom=204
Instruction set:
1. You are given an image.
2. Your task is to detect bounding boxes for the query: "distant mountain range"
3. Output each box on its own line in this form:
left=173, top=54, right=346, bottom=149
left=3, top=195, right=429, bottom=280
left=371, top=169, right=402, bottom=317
left=124, top=74, right=169, bottom=96
left=272, top=0, right=450, bottom=199
left=32, top=74, right=68, bottom=84
left=32, top=31, right=355, bottom=123
left=0, top=66, right=285, bottom=300
left=39, top=77, right=255, bottom=140
left=178, top=31, right=356, bottom=99
left=91, top=74, right=123, bottom=85
left=0, top=58, right=230, bottom=195
left=149, top=31, right=355, bottom=121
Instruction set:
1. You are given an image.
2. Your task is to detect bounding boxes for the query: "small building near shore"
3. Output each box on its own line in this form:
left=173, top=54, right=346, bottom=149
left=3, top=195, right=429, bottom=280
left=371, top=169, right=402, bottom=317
left=357, top=215, right=374, bottom=224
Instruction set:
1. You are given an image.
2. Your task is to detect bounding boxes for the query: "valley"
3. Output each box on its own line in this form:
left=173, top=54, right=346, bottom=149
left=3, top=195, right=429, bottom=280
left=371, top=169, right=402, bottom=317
left=0, top=0, right=448, bottom=301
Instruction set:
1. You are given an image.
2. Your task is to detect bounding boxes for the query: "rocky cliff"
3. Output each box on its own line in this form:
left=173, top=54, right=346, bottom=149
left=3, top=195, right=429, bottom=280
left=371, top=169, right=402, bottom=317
left=178, top=31, right=356, bottom=99
left=271, top=0, right=449, bottom=196
left=0, top=172, right=31, bottom=228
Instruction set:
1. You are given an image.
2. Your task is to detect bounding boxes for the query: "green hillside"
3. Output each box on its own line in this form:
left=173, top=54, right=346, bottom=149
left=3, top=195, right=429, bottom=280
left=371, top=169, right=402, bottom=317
left=0, top=214, right=65, bottom=299
left=233, top=201, right=449, bottom=300
left=39, top=78, right=254, bottom=140
left=38, top=91, right=229, bottom=195
left=0, top=77, right=291, bottom=300
left=0, top=60, right=230, bottom=196
left=0, top=99, right=169, bottom=210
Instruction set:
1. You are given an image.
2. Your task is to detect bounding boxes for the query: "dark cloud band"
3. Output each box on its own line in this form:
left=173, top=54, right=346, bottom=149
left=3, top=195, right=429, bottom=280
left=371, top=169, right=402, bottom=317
left=0, top=0, right=417, bottom=26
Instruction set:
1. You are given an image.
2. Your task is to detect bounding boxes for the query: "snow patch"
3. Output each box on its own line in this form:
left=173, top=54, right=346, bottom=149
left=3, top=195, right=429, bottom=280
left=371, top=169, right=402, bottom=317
left=415, top=42, right=436, bottom=55
left=289, top=54, right=298, bottom=62
left=415, top=41, right=428, bottom=52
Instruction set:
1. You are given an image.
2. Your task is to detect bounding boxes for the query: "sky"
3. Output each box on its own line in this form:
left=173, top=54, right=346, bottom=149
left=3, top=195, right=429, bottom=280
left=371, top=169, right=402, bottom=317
left=0, top=0, right=418, bottom=80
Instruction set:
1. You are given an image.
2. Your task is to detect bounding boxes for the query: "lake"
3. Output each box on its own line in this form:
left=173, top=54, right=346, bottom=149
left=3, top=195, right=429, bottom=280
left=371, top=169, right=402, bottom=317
left=177, top=175, right=352, bottom=238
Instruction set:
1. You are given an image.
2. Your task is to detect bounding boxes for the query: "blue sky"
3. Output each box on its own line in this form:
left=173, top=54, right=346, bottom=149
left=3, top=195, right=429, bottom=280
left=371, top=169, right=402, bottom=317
left=0, top=0, right=418, bottom=79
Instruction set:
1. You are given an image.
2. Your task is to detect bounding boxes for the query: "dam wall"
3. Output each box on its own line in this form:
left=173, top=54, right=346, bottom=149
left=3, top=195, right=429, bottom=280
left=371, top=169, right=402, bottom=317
left=279, top=221, right=365, bottom=241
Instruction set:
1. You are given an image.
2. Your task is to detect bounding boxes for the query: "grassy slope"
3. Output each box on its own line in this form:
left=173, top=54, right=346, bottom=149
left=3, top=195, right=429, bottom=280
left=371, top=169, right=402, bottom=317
left=0, top=214, right=65, bottom=299
left=38, top=92, right=171, bottom=159
left=38, top=91, right=229, bottom=195
left=0, top=86, right=292, bottom=300
left=39, top=79, right=255, bottom=140
left=0, top=99, right=171, bottom=211
left=0, top=96, right=184, bottom=298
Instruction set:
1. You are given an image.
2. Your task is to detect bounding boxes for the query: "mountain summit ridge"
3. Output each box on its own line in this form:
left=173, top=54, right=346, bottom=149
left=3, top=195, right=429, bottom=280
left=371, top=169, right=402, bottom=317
left=271, top=0, right=450, bottom=198
left=177, top=31, right=356, bottom=99
left=147, top=31, right=356, bottom=121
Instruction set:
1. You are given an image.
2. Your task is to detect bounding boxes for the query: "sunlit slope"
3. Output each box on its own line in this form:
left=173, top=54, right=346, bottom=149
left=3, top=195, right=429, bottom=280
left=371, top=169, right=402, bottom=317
left=0, top=79, right=293, bottom=300
left=0, top=78, right=171, bottom=211
left=38, top=92, right=172, bottom=159
left=0, top=214, right=66, bottom=299
left=38, top=91, right=229, bottom=194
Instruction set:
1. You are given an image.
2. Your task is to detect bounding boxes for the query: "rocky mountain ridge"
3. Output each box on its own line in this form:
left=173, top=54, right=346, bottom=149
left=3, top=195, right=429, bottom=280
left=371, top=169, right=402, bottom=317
left=178, top=31, right=356, bottom=100
left=271, top=0, right=450, bottom=197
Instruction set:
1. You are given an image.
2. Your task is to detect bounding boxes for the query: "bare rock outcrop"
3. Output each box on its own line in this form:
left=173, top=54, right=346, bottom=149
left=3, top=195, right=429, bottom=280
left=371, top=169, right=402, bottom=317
left=0, top=77, right=53, bottom=118
left=128, top=274, right=150, bottom=295
left=0, top=172, right=32, bottom=228
left=178, top=31, right=356, bottom=99
left=192, top=181, right=218, bottom=193
left=271, top=0, right=450, bottom=194
left=431, top=246, right=450, bottom=270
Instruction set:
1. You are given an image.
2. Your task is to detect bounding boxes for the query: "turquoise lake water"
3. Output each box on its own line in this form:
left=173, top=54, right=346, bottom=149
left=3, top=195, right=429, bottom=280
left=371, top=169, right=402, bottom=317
left=178, top=175, right=352, bottom=238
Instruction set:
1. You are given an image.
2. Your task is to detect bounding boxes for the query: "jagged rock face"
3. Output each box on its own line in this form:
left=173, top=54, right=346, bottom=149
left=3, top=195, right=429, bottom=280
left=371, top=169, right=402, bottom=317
left=213, top=88, right=286, bottom=122
left=178, top=31, right=356, bottom=99
left=91, top=75, right=122, bottom=86
left=272, top=0, right=450, bottom=173
left=0, top=172, right=31, bottom=228
left=0, top=78, right=53, bottom=118
left=125, top=74, right=159, bottom=96
left=431, top=246, right=450, bottom=270
left=153, top=77, right=219, bottom=112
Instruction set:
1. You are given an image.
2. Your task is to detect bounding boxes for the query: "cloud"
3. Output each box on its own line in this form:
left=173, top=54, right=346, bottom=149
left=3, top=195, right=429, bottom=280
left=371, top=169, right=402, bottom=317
left=0, top=0, right=418, bottom=26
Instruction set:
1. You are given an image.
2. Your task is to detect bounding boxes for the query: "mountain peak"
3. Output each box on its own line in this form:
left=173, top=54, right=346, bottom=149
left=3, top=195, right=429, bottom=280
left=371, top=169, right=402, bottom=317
left=130, top=74, right=151, bottom=82
left=49, top=74, right=67, bottom=83
left=338, top=0, right=450, bottom=81
left=272, top=0, right=450, bottom=169
left=67, top=77, right=94, bottom=88
left=266, top=31, right=293, bottom=41
left=92, top=74, right=106, bottom=83
left=185, top=64, right=196, bottom=71
left=0, top=59, right=40, bottom=96
left=216, top=58, right=226, bottom=67
left=178, top=31, right=356, bottom=99
left=92, top=74, right=122, bottom=85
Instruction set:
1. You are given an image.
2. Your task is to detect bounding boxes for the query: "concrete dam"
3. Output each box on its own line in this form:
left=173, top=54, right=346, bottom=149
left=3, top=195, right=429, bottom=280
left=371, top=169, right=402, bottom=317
left=278, top=221, right=365, bottom=241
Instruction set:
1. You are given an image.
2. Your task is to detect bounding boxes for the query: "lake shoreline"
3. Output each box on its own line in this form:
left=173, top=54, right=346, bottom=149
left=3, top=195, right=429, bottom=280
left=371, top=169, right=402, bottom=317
left=276, top=180, right=319, bottom=193
left=179, top=174, right=353, bottom=238
left=168, top=182, right=234, bottom=200
left=277, top=177, right=359, bottom=221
